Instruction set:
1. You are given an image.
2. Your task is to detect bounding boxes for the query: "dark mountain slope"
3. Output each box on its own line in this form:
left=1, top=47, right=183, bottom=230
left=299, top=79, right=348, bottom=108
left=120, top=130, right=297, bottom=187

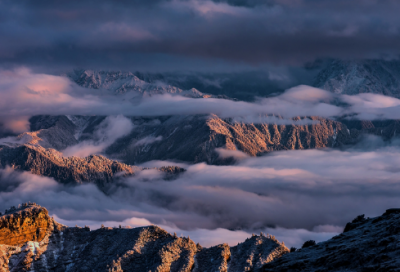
left=262, top=209, right=400, bottom=272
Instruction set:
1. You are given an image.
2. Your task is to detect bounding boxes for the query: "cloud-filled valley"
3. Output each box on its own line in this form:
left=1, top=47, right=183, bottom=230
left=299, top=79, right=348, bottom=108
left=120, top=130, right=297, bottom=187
left=1, top=66, right=400, bottom=251
left=2, top=1, right=400, bottom=270
left=1, top=137, right=400, bottom=248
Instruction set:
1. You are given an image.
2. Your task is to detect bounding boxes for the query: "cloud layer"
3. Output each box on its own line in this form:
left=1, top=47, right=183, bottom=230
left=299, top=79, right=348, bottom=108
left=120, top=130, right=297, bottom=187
left=2, top=69, right=400, bottom=134
left=63, top=115, right=134, bottom=157
left=1, top=139, right=400, bottom=247
left=1, top=0, right=400, bottom=71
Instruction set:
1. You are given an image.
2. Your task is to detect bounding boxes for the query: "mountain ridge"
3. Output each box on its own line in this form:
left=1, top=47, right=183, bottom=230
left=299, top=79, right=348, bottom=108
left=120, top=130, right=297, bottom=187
left=0, top=204, right=288, bottom=272
left=2, top=204, right=400, bottom=271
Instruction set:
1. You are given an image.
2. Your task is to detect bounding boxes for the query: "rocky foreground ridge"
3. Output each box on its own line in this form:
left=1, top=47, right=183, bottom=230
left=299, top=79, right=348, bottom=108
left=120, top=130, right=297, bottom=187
left=0, top=204, right=288, bottom=272
left=262, top=209, right=400, bottom=272
left=2, top=204, right=400, bottom=271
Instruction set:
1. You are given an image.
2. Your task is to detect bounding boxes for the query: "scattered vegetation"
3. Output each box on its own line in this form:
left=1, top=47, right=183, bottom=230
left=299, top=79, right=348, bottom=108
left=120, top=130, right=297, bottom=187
left=302, top=240, right=316, bottom=248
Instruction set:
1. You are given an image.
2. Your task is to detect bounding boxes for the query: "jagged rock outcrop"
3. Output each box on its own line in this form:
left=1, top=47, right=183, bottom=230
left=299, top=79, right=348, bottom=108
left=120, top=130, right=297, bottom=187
left=0, top=144, right=133, bottom=186
left=313, top=59, right=400, bottom=97
left=0, top=204, right=288, bottom=272
left=110, top=115, right=357, bottom=164
left=4, top=204, right=400, bottom=272
left=262, top=209, right=400, bottom=272
left=0, top=204, right=50, bottom=246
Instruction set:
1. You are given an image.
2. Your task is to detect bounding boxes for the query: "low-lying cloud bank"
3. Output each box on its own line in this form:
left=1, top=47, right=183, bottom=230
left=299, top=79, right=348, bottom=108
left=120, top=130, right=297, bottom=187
left=1, top=138, right=400, bottom=247
left=63, top=115, right=134, bottom=157
left=1, top=69, right=400, bottom=134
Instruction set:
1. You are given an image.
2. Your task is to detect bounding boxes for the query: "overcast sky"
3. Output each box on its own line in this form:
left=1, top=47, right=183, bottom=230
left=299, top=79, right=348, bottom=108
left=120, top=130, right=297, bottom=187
left=1, top=0, right=400, bottom=72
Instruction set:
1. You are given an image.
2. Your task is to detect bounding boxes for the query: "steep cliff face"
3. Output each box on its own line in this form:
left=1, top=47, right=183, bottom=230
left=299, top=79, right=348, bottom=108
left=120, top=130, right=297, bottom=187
left=0, top=205, right=51, bottom=246
left=0, top=205, right=288, bottom=272
left=0, top=144, right=134, bottom=185
left=7, top=114, right=400, bottom=167
left=262, top=210, right=400, bottom=272
left=109, top=115, right=358, bottom=164
left=206, top=116, right=350, bottom=155
left=0, top=204, right=64, bottom=272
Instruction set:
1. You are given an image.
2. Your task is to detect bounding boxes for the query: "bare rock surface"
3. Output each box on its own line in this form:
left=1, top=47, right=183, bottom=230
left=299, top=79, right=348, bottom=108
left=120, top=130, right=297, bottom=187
left=262, top=210, right=400, bottom=272
left=0, top=204, right=50, bottom=246
left=109, top=115, right=358, bottom=164
left=17, top=114, right=400, bottom=165
left=0, top=144, right=134, bottom=186
left=0, top=204, right=288, bottom=272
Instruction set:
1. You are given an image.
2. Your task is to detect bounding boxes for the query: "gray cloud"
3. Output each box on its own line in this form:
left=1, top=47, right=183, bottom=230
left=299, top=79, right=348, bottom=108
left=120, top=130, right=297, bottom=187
left=1, top=0, right=400, bottom=71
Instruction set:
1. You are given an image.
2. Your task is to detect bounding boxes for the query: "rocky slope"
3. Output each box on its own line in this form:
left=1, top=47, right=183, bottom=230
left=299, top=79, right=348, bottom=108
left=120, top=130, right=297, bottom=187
left=0, top=144, right=134, bottom=186
left=110, top=115, right=357, bottom=164
left=68, top=115, right=400, bottom=164
left=0, top=143, right=185, bottom=187
left=3, top=204, right=400, bottom=272
left=12, top=114, right=400, bottom=165
left=262, top=209, right=400, bottom=272
left=0, top=204, right=288, bottom=272
left=313, top=59, right=400, bottom=97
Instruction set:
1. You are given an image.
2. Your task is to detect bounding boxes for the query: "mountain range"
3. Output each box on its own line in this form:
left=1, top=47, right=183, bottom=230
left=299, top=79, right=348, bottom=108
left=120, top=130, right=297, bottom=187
left=70, top=59, right=400, bottom=100
left=0, top=59, right=399, bottom=184
left=1, top=59, right=400, bottom=270
left=1, top=203, right=400, bottom=272
left=68, top=70, right=225, bottom=99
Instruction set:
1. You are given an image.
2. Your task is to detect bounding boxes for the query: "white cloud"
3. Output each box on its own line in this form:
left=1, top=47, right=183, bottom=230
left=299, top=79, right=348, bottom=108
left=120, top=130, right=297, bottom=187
left=62, top=115, right=133, bottom=157
left=134, top=136, right=163, bottom=146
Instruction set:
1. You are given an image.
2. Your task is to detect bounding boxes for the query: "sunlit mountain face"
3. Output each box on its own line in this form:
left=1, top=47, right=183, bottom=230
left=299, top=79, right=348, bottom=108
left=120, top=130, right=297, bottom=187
left=1, top=1, right=400, bottom=271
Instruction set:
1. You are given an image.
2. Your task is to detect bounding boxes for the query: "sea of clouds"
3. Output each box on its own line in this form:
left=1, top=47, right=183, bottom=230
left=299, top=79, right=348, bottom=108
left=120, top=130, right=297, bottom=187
left=1, top=136, right=400, bottom=247
left=1, top=68, right=400, bottom=248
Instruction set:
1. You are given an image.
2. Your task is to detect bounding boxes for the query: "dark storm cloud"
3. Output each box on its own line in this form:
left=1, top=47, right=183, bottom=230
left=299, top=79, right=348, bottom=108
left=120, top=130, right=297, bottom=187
left=1, top=0, right=400, bottom=71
